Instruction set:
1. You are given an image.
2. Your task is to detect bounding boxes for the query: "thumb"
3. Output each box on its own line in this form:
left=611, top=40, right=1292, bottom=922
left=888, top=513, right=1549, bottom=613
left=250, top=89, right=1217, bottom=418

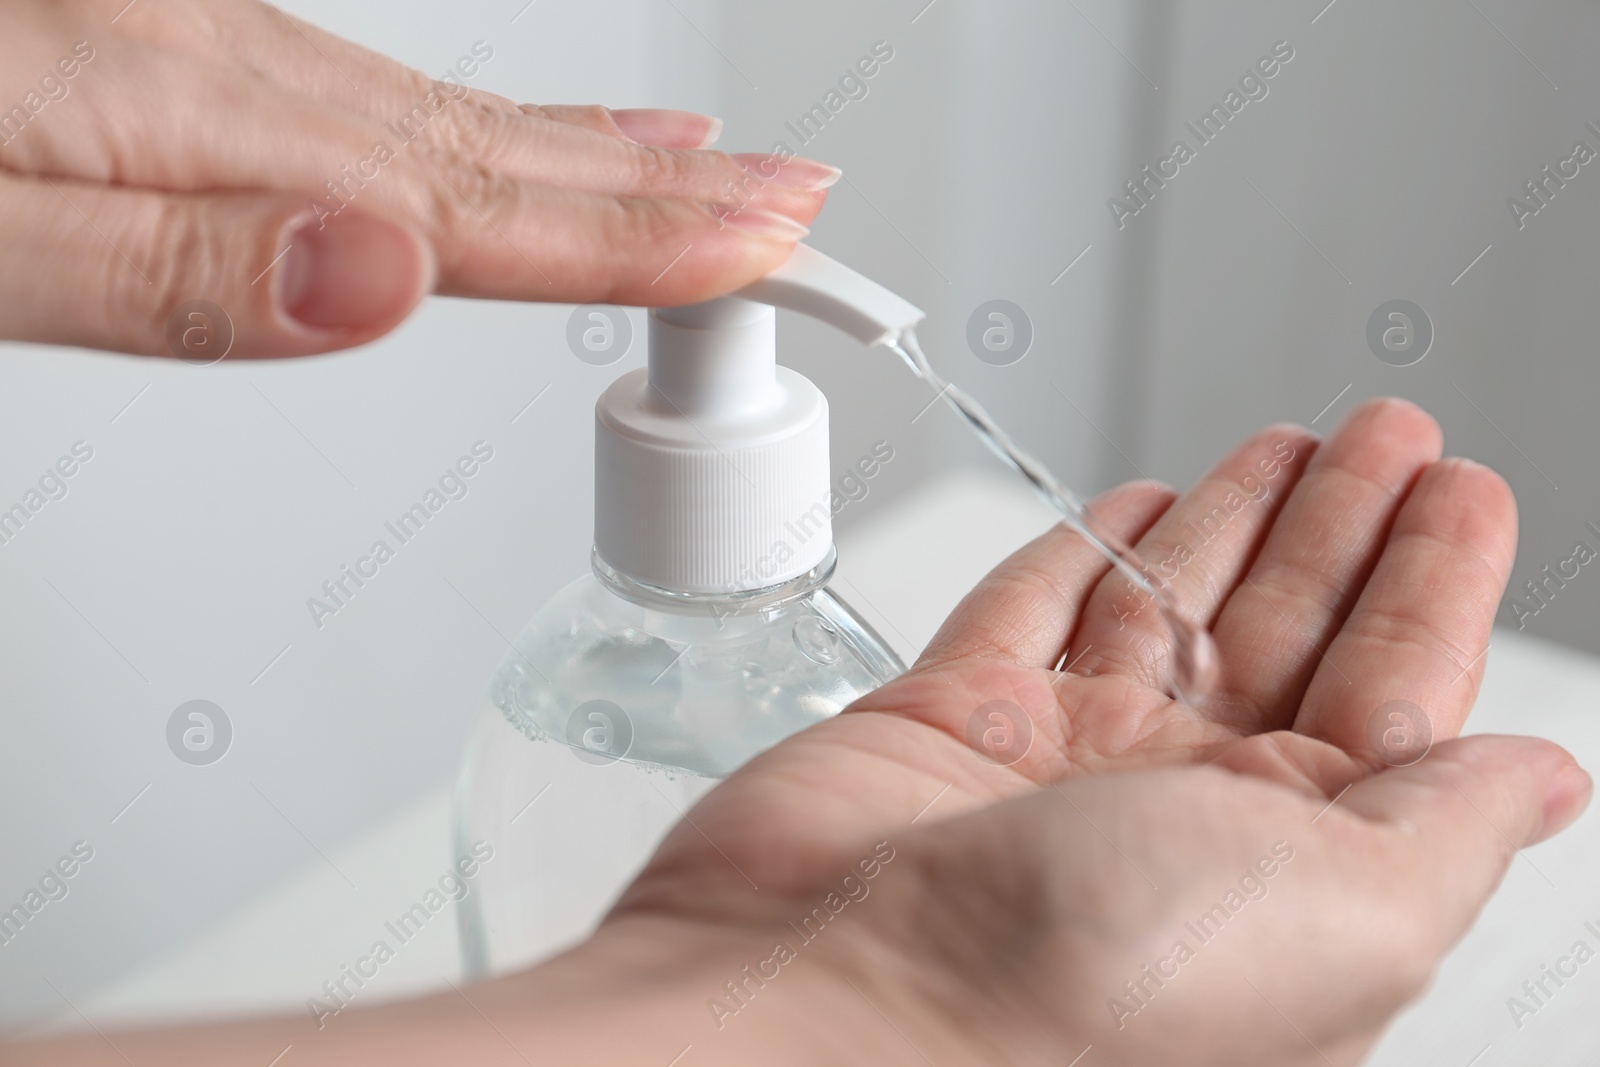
left=1342, top=734, right=1591, bottom=947
left=0, top=170, right=435, bottom=358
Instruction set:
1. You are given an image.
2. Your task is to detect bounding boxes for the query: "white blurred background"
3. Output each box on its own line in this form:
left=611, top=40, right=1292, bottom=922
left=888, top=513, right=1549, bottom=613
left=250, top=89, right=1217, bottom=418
left=3, top=0, right=1598, bottom=1059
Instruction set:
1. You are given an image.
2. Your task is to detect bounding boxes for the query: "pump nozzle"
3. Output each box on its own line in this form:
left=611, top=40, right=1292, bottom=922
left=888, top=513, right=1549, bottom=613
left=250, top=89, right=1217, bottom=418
left=596, top=244, right=924, bottom=594
left=735, top=243, right=925, bottom=348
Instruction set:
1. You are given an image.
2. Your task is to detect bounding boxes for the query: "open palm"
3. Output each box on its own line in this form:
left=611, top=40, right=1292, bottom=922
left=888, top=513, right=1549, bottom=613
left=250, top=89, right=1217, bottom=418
left=618, top=397, right=1500, bottom=893
left=599, top=398, right=1587, bottom=1065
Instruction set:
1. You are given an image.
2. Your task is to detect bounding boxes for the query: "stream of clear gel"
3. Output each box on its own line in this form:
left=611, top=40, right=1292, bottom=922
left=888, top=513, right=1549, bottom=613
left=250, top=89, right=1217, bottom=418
left=884, top=330, right=1220, bottom=707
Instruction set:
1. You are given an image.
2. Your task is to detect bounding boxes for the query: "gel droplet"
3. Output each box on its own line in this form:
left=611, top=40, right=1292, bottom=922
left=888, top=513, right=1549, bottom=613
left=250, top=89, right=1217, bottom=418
left=1164, top=611, right=1221, bottom=706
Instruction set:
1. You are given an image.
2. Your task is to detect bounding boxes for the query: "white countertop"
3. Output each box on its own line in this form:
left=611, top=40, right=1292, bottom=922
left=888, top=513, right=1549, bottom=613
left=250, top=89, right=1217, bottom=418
left=57, top=470, right=1600, bottom=1065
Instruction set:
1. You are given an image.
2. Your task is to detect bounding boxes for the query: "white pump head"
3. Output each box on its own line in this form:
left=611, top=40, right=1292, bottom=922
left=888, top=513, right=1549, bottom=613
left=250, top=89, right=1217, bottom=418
left=735, top=243, right=926, bottom=348
left=593, top=244, right=926, bottom=595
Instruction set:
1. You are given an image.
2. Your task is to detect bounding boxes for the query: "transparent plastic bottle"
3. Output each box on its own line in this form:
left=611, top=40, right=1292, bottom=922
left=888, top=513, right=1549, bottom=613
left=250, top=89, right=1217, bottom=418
left=454, top=550, right=902, bottom=978
left=455, top=246, right=927, bottom=978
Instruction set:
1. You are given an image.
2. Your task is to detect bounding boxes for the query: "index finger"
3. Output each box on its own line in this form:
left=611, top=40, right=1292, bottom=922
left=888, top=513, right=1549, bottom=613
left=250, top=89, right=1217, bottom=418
left=918, top=480, right=1175, bottom=670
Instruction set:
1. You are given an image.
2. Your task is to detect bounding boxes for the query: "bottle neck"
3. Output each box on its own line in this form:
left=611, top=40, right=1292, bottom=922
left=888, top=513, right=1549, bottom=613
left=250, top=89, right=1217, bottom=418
left=591, top=546, right=836, bottom=619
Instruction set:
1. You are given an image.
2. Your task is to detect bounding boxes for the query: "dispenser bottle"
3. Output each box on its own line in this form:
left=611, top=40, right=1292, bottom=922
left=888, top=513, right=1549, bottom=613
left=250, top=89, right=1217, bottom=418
left=455, top=247, right=926, bottom=978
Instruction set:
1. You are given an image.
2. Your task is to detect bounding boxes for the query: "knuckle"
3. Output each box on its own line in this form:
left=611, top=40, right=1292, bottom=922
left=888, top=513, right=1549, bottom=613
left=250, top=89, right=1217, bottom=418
left=412, top=149, right=520, bottom=249
left=426, top=97, right=513, bottom=161
left=978, top=569, right=1072, bottom=631
left=517, top=101, right=635, bottom=130
left=561, top=103, right=616, bottom=129
left=1352, top=603, right=1481, bottom=678
left=1243, top=562, right=1342, bottom=629
left=609, top=193, right=693, bottom=246
left=110, top=198, right=215, bottom=346
left=391, top=67, right=442, bottom=105
left=628, top=143, right=696, bottom=191
left=383, top=79, right=468, bottom=145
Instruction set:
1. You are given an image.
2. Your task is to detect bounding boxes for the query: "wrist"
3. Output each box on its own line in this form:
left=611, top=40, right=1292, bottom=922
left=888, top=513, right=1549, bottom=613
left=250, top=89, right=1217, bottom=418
left=496, top=914, right=884, bottom=1065
left=487, top=910, right=979, bottom=1066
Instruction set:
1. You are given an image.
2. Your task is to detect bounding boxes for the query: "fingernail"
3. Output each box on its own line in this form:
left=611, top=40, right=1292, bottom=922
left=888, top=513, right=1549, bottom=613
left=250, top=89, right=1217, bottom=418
left=733, top=153, right=843, bottom=191
left=709, top=205, right=811, bottom=241
left=278, top=212, right=431, bottom=332
left=1540, top=763, right=1593, bottom=840
left=611, top=108, right=724, bottom=149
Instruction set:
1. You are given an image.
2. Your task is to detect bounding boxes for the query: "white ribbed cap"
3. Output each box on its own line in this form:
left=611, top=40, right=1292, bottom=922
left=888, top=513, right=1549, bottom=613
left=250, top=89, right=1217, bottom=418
left=593, top=298, right=832, bottom=594
left=592, top=244, right=927, bottom=595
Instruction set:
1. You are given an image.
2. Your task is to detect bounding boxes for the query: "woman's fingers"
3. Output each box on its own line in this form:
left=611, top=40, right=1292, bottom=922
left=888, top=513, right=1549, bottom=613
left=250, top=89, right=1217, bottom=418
left=1066, top=424, right=1318, bottom=692
left=99, top=0, right=814, bottom=212
left=13, top=28, right=828, bottom=218
left=393, top=109, right=834, bottom=216
left=392, top=157, right=805, bottom=304
left=0, top=154, right=814, bottom=358
left=1292, top=458, right=1518, bottom=759
left=4, top=37, right=814, bottom=334
left=1208, top=399, right=1443, bottom=732
left=917, top=480, right=1176, bottom=670
left=0, top=171, right=433, bottom=357
left=3, top=7, right=826, bottom=355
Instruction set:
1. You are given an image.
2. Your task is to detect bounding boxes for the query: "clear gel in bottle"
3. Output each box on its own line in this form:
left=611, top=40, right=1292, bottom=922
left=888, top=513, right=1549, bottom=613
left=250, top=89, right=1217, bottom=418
left=455, top=296, right=904, bottom=977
